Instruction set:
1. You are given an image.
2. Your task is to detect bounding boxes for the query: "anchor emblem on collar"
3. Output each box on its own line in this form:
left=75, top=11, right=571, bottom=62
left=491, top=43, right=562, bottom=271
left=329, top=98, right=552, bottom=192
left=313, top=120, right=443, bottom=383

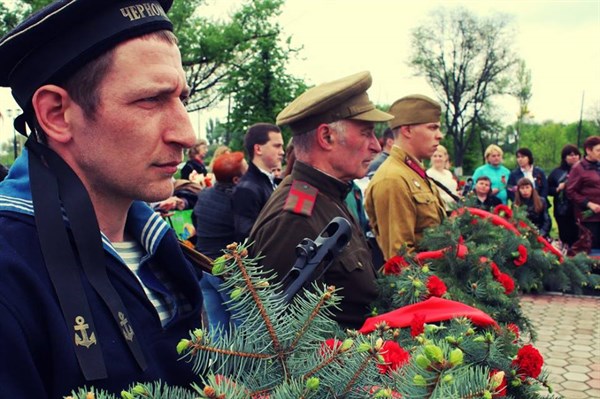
left=74, top=316, right=97, bottom=348
left=119, top=312, right=135, bottom=342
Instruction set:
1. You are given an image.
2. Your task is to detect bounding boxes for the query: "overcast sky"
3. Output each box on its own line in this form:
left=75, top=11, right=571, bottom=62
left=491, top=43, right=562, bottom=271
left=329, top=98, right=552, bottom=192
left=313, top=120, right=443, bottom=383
left=1, top=0, right=599, bottom=142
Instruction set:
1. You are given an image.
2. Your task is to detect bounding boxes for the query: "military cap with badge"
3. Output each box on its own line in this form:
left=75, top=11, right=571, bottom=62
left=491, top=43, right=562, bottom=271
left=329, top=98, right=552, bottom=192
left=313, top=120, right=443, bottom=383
left=277, top=71, right=392, bottom=216
left=387, top=94, right=441, bottom=130
left=0, top=0, right=175, bottom=381
left=277, top=71, right=393, bottom=136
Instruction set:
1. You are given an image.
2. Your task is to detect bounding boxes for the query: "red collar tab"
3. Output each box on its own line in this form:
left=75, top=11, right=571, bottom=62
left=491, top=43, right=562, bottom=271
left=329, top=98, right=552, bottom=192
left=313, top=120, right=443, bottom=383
left=405, top=157, right=427, bottom=179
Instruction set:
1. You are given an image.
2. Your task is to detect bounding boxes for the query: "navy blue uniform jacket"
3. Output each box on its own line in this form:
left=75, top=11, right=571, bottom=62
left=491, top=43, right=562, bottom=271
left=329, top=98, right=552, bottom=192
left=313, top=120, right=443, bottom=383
left=0, top=150, right=203, bottom=397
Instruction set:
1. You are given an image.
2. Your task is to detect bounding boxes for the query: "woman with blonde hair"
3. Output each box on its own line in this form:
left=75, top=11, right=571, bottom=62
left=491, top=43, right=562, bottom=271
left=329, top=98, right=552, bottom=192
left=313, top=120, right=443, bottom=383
left=472, top=144, right=510, bottom=204
left=208, top=145, right=232, bottom=172
left=426, top=144, right=458, bottom=211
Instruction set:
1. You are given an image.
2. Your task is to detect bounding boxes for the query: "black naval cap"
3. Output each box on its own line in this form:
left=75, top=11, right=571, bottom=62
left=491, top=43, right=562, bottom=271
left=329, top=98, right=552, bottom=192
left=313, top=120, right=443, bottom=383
left=0, top=0, right=174, bottom=116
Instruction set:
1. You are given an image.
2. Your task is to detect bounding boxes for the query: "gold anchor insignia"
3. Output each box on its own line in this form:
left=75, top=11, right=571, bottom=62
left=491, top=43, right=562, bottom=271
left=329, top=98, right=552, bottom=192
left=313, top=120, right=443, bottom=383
left=74, top=316, right=97, bottom=348
left=119, top=312, right=135, bottom=342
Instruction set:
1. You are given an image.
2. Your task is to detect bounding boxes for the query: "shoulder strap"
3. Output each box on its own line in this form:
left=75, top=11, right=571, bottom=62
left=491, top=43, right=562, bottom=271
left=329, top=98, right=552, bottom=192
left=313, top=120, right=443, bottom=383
left=27, top=138, right=148, bottom=379
left=283, top=180, right=318, bottom=216
left=429, top=176, right=461, bottom=202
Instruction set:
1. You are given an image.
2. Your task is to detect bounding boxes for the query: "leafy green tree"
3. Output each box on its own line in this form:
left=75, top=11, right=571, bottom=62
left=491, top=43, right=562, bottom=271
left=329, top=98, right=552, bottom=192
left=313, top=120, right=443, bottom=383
left=409, top=7, right=519, bottom=175
left=217, top=0, right=306, bottom=151
left=519, top=122, right=567, bottom=171
left=1, top=0, right=304, bottom=117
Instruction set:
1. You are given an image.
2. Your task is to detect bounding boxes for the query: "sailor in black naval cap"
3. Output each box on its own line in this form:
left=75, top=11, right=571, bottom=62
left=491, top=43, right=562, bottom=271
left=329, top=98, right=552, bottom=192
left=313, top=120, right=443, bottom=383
left=0, top=1, right=204, bottom=396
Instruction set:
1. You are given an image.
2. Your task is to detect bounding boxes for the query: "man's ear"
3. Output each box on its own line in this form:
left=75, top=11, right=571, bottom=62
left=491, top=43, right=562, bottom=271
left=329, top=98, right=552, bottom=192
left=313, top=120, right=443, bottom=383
left=31, top=84, right=77, bottom=144
left=316, top=124, right=334, bottom=150
left=253, top=143, right=263, bottom=157
left=399, top=125, right=412, bottom=139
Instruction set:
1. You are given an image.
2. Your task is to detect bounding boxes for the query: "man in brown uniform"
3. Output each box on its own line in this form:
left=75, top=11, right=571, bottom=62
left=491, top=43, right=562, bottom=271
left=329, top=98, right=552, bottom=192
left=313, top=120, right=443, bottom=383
left=365, top=95, right=446, bottom=260
left=249, top=71, right=392, bottom=329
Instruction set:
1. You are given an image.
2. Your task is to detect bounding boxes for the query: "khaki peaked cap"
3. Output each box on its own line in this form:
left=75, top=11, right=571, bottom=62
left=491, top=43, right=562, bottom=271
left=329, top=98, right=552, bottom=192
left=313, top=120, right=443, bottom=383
left=388, top=94, right=441, bottom=129
left=276, top=71, right=393, bottom=135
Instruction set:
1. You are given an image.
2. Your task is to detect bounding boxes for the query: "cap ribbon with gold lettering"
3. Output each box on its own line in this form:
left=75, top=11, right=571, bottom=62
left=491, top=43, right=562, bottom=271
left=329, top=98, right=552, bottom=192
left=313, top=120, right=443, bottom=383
left=0, top=0, right=173, bottom=132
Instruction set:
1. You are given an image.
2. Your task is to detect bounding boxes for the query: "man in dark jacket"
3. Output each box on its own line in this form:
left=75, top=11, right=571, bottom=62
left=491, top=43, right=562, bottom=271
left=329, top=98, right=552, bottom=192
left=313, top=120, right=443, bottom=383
left=232, top=123, right=284, bottom=242
left=249, top=71, right=393, bottom=329
left=0, top=1, right=203, bottom=396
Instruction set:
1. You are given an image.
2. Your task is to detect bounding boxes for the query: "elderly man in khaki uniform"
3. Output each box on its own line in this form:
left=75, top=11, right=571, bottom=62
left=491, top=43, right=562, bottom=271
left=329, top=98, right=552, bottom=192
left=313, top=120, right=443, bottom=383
left=365, top=95, right=446, bottom=260
left=249, top=71, right=392, bottom=329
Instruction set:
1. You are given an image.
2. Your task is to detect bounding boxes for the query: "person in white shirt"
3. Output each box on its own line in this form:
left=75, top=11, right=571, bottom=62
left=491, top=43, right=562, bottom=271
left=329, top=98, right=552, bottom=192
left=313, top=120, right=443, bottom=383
left=426, top=144, right=459, bottom=212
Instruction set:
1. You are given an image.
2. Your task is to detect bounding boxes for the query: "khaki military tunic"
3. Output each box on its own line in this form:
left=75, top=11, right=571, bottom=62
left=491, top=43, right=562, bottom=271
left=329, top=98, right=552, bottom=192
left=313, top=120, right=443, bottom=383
left=365, top=146, right=446, bottom=260
left=249, top=161, right=378, bottom=329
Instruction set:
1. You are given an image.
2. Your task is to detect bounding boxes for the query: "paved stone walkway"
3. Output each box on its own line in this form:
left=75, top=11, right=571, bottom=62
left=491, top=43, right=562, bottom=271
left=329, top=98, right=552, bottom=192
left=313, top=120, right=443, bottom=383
left=521, top=293, right=600, bottom=399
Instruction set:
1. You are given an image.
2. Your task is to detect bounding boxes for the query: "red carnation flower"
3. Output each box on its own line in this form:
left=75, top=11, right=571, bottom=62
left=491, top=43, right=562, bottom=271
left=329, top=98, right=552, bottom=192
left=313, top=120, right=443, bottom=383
left=497, top=273, right=515, bottom=295
left=512, top=344, right=544, bottom=379
left=507, top=323, right=520, bottom=342
left=426, top=275, right=447, bottom=297
left=383, top=256, right=410, bottom=275
left=410, top=313, right=426, bottom=337
left=456, top=237, right=469, bottom=259
left=513, top=244, right=528, bottom=267
left=517, top=220, right=529, bottom=230
left=377, top=341, right=410, bottom=374
left=489, top=370, right=507, bottom=397
left=493, top=204, right=513, bottom=219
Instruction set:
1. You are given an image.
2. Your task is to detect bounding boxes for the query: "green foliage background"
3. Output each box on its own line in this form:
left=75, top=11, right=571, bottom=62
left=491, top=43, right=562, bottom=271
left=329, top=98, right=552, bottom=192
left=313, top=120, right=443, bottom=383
left=1, top=2, right=599, bottom=169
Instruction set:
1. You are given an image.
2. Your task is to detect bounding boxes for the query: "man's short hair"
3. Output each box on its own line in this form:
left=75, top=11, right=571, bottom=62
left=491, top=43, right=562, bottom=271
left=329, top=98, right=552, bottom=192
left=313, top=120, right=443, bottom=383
left=476, top=175, right=491, bottom=184
left=244, top=123, right=280, bottom=159
left=382, top=127, right=394, bottom=141
left=583, top=135, right=600, bottom=151
left=62, top=30, right=177, bottom=121
left=515, top=147, right=534, bottom=166
left=213, top=151, right=245, bottom=183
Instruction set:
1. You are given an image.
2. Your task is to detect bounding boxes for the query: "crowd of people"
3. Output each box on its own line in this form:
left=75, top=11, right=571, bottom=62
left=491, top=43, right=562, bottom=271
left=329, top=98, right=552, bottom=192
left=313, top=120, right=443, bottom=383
left=0, top=1, right=598, bottom=397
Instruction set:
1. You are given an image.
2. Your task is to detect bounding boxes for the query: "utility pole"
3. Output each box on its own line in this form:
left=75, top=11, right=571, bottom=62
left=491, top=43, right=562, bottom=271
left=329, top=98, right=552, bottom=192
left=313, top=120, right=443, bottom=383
left=577, top=91, right=584, bottom=148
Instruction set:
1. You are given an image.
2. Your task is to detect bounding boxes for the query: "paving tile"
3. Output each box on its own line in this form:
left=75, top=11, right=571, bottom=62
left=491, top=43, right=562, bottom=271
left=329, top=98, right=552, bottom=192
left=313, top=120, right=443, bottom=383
left=559, top=389, right=592, bottom=398
left=521, top=294, right=600, bottom=399
left=562, top=380, right=593, bottom=390
left=564, top=372, right=591, bottom=382
left=587, top=379, right=600, bottom=389
left=567, top=365, right=592, bottom=373
left=546, top=358, right=568, bottom=367
left=571, top=351, right=595, bottom=359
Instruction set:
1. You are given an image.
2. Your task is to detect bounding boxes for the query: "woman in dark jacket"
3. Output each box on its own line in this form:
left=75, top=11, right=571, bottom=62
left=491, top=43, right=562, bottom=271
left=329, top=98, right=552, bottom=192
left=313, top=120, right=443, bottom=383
left=507, top=147, right=548, bottom=203
left=548, top=144, right=581, bottom=248
left=194, top=151, right=248, bottom=334
left=566, top=136, right=600, bottom=250
left=514, top=177, right=551, bottom=238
